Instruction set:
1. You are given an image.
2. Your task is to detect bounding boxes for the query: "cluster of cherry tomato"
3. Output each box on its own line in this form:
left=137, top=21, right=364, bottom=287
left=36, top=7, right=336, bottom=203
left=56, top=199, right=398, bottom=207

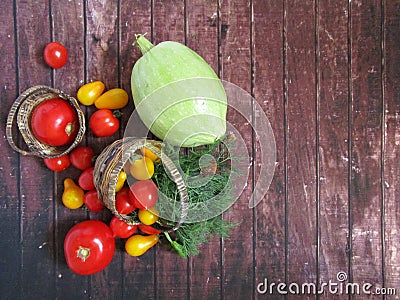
left=39, top=41, right=164, bottom=275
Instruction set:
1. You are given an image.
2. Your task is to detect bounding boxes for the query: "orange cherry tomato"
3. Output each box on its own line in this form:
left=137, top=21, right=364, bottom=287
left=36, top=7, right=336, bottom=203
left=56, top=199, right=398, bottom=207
left=125, top=234, right=159, bottom=257
left=138, top=209, right=159, bottom=225
left=77, top=81, right=105, bottom=106
left=140, top=146, right=161, bottom=163
left=129, top=155, right=154, bottom=180
left=94, top=88, right=129, bottom=109
left=62, top=178, right=84, bottom=209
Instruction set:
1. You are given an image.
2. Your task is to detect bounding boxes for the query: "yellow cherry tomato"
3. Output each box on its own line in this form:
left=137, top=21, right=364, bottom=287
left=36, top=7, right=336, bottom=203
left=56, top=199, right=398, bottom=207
left=94, top=88, right=129, bottom=109
left=140, top=146, right=161, bottom=163
left=77, top=81, right=105, bottom=106
left=115, top=170, right=127, bottom=192
left=129, top=155, right=154, bottom=180
left=62, top=178, right=84, bottom=209
left=138, top=209, right=159, bottom=225
left=125, top=234, right=159, bottom=257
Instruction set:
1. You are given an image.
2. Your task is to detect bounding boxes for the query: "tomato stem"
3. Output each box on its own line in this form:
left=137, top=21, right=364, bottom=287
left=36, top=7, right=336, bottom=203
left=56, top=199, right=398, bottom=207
left=76, top=246, right=91, bottom=261
left=65, top=122, right=74, bottom=136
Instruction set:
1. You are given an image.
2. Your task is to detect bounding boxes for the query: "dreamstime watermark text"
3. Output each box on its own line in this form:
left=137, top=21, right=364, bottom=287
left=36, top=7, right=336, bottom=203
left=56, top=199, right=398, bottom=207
left=257, top=272, right=397, bottom=296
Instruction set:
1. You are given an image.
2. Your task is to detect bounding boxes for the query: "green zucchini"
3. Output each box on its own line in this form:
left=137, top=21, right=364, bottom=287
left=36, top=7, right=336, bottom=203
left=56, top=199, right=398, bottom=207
left=131, top=34, right=227, bottom=147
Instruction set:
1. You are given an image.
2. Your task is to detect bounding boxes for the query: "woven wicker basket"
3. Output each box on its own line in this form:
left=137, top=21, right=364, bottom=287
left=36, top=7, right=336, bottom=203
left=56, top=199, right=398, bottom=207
left=6, top=85, right=86, bottom=158
left=93, top=137, right=189, bottom=232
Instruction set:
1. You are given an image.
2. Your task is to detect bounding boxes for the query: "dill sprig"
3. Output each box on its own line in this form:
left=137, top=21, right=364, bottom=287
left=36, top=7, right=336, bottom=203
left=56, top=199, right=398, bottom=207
left=153, top=136, right=240, bottom=258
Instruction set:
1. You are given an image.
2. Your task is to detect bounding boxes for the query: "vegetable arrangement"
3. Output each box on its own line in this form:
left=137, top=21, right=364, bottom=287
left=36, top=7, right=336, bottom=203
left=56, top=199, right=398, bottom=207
left=8, top=35, right=239, bottom=276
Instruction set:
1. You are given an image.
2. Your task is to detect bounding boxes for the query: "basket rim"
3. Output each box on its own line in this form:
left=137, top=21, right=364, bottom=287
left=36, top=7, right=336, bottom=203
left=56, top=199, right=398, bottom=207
left=93, top=137, right=189, bottom=232
left=6, top=85, right=86, bottom=158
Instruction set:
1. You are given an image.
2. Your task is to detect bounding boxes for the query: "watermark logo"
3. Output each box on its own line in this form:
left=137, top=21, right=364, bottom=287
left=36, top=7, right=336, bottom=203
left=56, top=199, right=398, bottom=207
left=257, top=272, right=397, bottom=296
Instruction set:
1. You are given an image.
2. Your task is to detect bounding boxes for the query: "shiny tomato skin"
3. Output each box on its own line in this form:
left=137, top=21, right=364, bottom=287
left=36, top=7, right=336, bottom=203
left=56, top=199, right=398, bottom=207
left=115, top=187, right=136, bottom=214
left=129, top=180, right=158, bottom=210
left=109, top=216, right=137, bottom=238
left=31, top=98, right=78, bottom=146
left=78, top=167, right=95, bottom=191
left=44, top=42, right=68, bottom=68
left=83, top=189, right=104, bottom=212
left=70, top=146, right=94, bottom=170
left=43, top=154, right=70, bottom=172
left=138, top=224, right=162, bottom=235
left=64, top=220, right=115, bottom=275
left=89, top=109, right=119, bottom=137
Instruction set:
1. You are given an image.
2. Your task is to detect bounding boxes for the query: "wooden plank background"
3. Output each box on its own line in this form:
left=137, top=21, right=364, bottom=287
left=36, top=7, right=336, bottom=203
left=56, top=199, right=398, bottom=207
left=1, top=0, right=399, bottom=299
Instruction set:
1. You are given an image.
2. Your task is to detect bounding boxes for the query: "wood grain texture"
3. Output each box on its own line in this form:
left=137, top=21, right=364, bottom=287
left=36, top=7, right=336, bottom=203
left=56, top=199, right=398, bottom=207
left=349, top=1, right=384, bottom=295
left=151, top=1, right=189, bottom=299
left=285, top=1, right=317, bottom=298
left=317, top=1, right=349, bottom=298
left=383, top=0, right=400, bottom=293
left=119, top=1, right=155, bottom=299
left=50, top=0, right=90, bottom=298
left=252, top=1, right=285, bottom=299
left=14, top=0, right=56, bottom=298
left=219, top=0, right=253, bottom=299
left=0, top=1, right=21, bottom=298
left=186, top=1, right=222, bottom=299
left=1, top=1, right=399, bottom=299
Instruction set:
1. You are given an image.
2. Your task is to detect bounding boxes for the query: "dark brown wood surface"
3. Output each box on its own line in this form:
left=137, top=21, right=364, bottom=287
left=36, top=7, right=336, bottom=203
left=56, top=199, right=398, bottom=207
left=1, top=0, right=399, bottom=299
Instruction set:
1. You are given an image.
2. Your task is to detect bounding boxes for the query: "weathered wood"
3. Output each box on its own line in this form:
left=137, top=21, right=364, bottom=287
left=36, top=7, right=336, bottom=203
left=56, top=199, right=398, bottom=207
left=253, top=0, right=285, bottom=299
left=285, top=1, right=317, bottom=299
left=51, top=0, right=90, bottom=297
left=119, top=1, right=155, bottom=299
left=151, top=1, right=189, bottom=299
left=84, top=1, right=122, bottom=298
left=349, top=1, right=384, bottom=296
left=14, top=0, right=56, bottom=298
left=219, top=0, right=253, bottom=299
left=0, top=1, right=21, bottom=298
left=317, top=1, right=349, bottom=298
left=185, top=1, right=222, bottom=299
left=383, top=0, right=400, bottom=293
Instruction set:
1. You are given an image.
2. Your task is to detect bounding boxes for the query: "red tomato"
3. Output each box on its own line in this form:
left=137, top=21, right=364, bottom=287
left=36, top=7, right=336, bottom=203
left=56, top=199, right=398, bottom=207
left=44, top=42, right=68, bottom=68
left=31, top=98, right=78, bottom=146
left=89, top=109, right=119, bottom=137
left=138, top=224, right=162, bottom=235
left=109, top=216, right=137, bottom=238
left=83, top=189, right=104, bottom=212
left=129, top=180, right=158, bottom=210
left=64, top=220, right=115, bottom=275
left=115, top=187, right=136, bottom=214
left=78, top=167, right=95, bottom=190
left=70, top=146, right=94, bottom=170
left=43, top=154, right=70, bottom=172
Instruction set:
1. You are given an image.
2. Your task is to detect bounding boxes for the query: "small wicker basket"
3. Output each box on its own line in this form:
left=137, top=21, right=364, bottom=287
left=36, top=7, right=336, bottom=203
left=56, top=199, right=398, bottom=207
left=93, top=137, right=189, bottom=232
left=6, top=85, right=86, bottom=158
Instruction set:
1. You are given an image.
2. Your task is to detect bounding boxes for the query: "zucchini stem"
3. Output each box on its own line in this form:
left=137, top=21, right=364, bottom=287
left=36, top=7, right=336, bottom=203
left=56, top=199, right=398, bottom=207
left=134, top=33, right=154, bottom=55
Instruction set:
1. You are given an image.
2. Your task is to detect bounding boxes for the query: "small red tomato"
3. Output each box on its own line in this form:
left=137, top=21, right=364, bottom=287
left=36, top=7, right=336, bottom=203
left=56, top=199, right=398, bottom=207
left=64, top=220, right=115, bottom=275
left=31, top=98, right=78, bottom=146
left=78, top=167, right=95, bottom=190
left=70, top=146, right=94, bottom=170
left=83, top=189, right=104, bottom=212
left=43, top=154, right=70, bottom=172
left=109, top=216, right=137, bottom=238
left=129, top=180, right=158, bottom=210
left=115, top=187, right=136, bottom=214
left=138, top=224, right=162, bottom=235
left=44, top=42, right=68, bottom=69
left=89, top=109, right=120, bottom=137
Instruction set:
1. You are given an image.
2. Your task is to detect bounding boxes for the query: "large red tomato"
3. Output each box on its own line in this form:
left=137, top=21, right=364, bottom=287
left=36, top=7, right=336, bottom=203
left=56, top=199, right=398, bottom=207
left=31, top=98, right=78, bottom=146
left=64, top=220, right=115, bottom=275
left=129, top=180, right=158, bottom=210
